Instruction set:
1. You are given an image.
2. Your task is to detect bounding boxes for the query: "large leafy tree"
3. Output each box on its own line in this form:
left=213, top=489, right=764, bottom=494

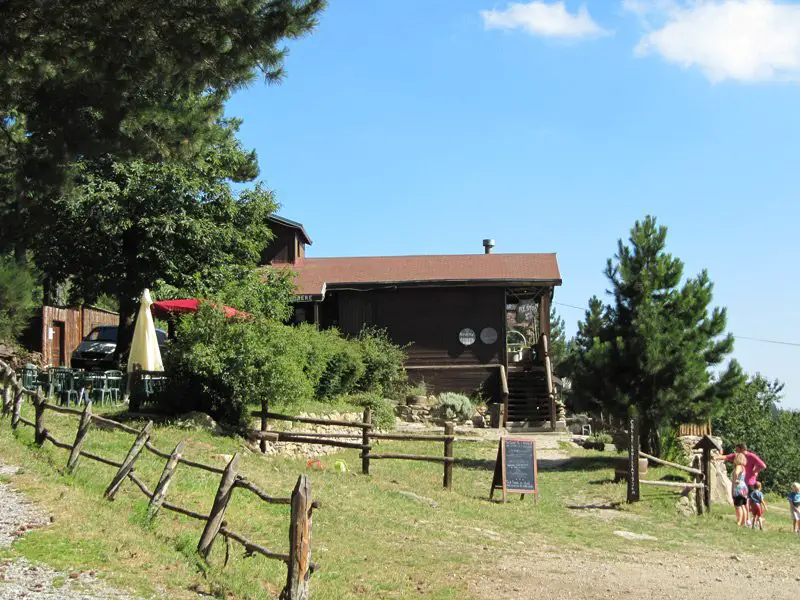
left=549, top=306, right=569, bottom=376
left=0, top=255, right=40, bottom=343
left=0, top=0, right=324, bottom=190
left=713, top=376, right=800, bottom=493
left=0, top=0, right=325, bottom=269
left=31, top=117, right=283, bottom=361
left=567, top=216, right=743, bottom=453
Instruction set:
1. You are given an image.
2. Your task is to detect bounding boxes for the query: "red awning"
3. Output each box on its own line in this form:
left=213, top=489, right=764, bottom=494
left=150, top=299, right=249, bottom=319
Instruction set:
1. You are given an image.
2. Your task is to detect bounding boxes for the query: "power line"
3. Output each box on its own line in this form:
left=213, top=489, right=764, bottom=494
left=553, top=301, right=585, bottom=312
left=732, top=335, right=800, bottom=348
left=553, top=303, right=800, bottom=348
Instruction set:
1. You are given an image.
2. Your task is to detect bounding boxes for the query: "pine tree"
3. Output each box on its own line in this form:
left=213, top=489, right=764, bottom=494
left=549, top=306, right=568, bottom=375
left=567, top=216, right=743, bottom=453
left=0, top=0, right=325, bottom=253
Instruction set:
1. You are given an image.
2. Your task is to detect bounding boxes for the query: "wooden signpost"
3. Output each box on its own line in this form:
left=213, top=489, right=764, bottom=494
left=490, top=436, right=538, bottom=502
left=626, top=417, right=640, bottom=504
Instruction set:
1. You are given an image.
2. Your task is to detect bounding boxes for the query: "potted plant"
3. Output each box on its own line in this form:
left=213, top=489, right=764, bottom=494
left=405, top=382, right=428, bottom=406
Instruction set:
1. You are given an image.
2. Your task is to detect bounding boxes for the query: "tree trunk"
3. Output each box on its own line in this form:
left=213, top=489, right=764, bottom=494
left=114, top=228, right=139, bottom=365
left=114, top=295, right=137, bottom=366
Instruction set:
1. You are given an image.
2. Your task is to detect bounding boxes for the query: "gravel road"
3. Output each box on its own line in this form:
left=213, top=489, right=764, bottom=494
left=0, top=463, right=141, bottom=599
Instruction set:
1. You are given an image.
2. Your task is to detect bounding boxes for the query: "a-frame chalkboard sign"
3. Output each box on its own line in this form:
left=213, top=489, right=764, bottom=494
left=489, top=436, right=538, bottom=502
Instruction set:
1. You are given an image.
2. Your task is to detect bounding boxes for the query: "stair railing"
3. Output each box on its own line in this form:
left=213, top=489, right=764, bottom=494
left=540, top=334, right=557, bottom=431
left=499, top=364, right=509, bottom=427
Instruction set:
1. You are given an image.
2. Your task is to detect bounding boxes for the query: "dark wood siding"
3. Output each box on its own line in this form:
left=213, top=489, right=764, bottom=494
left=261, top=222, right=298, bottom=265
left=41, top=306, right=81, bottom=367
left=82, top=307, right=118, bottom=337
left=336, top=287, right=505, bottom=366
left=38, top=306, right=119, bottom=367
left=406, top=366, right=501, bottom=402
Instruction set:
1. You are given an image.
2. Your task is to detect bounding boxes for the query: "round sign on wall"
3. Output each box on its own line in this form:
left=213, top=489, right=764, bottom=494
left=458, top=328, right=476, bottom=346
left=480, top=327, right=498, bottom=345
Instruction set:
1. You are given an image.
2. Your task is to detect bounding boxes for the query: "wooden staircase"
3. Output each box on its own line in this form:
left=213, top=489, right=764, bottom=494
left=505, top=366, right=552, bottom=426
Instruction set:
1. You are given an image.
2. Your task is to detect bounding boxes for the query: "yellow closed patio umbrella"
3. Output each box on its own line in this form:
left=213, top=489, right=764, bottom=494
left=127, top=288, right=163, bottom=373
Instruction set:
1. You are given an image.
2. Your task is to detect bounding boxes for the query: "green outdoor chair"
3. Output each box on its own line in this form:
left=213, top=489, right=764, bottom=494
left=101, top=370, right=124, bottom=405
left=19, top=364, right=39, bottom=391
left=50, top=367, right=80, bottom=406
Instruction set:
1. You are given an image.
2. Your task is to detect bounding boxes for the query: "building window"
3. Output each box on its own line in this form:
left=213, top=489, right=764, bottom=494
left=458, top=328, right=476, bottom=346
left=295, top=307, right=306, bottom=323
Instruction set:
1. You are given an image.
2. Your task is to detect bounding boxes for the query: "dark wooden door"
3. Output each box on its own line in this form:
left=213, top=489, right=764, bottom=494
left=50, top=321, right=65, bottom=366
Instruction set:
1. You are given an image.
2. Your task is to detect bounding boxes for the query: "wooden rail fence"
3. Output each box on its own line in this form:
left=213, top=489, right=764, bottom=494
left=1, top=360, right=316, bottom=599
left=251, top=404, right=457, bottom=489
left=625, top=416, right=714, bottom=515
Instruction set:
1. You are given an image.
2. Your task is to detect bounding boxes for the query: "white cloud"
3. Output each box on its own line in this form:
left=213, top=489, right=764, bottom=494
left=630, top=0, right=800, bottom=83
left=481, top=1, right=610, bottom=39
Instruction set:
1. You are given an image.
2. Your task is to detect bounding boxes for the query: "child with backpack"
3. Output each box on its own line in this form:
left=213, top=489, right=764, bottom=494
left=789, top=482, right=800, bottom=534
left=748, top=482, right=768, bottom=530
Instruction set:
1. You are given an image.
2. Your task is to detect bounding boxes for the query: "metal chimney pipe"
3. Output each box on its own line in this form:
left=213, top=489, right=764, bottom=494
left=483, top=239, right=495, bottom=254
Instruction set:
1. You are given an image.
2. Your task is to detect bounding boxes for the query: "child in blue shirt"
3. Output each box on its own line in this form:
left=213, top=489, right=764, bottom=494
left=748, top=482, right=768, bottom=530
left=789, top=482, right=800, bottom=535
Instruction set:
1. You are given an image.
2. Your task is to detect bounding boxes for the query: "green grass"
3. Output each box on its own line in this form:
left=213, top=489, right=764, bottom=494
left=0, top=404, right=795, bottom=599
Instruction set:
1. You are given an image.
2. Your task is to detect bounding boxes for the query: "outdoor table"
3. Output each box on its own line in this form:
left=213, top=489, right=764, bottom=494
left=77, top=371, right=104, bottom=405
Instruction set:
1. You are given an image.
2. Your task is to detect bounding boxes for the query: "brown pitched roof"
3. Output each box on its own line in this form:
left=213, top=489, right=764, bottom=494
left=279, top=253, right=561, bottom=296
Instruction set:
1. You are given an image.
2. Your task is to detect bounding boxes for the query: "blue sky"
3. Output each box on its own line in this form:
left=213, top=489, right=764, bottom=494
left=226, top=0, right=800, bottom=409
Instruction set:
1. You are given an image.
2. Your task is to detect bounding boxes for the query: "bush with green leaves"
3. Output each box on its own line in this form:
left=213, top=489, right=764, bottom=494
left=404, top=381, right=428, bottom=399
left=316, top=333, right=366, bottom=400
left=161, top=304, right=312, bottom=425
left=713, top=375, right=800, bottom=493
left=0, top=255, right=40, bottom=342
left=356, top=326, right=407, bottom=396
left=342, top=392, right=396, bottom=431
left=583, top=433, right=612, bottom=451
left=435, top=392, right=474, bottom=422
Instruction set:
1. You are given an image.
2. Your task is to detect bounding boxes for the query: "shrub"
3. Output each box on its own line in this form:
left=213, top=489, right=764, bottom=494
left=404, top=380, right=428, bottom=398
left=316, top=334, right=365, bottom=400
left=0, top=255, right=40, bottom=343
left=161, top=305, right=312, bottom=425
left=584, top=433, right=612, bottom=451
left=713, top=375, right=800, bottom=493
left=356, top=327, right=406, bottom=396
left=343, top=392, right=396, bottom=430
left=435, top=392, right=474, bottom=422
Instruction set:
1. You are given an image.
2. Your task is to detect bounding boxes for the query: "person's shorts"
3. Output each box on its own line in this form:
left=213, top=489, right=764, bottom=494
left=733, top=495, right=747, bottom=507
left=749, top=503, right=764, bottom=517
left=790, top=504, right=800, bottom=521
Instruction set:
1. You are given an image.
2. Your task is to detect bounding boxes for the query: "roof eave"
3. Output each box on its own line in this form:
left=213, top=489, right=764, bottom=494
left=295, top=278, right=562, bottom=295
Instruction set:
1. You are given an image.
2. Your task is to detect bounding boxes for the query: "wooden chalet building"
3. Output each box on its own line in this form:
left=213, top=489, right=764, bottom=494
left=262, top=216, right=564, bottom=429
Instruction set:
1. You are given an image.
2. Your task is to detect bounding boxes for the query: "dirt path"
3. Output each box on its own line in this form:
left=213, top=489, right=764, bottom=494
left=0, top=463, right=142, bottom=600
left=471, top=543, right=799, bottom=600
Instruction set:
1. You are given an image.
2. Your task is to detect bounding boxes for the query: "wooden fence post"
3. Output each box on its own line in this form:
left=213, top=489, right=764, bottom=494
left=443, top=422, right=454, bottom=490
left=282, top=474, right=312, bottom=600
left=34, top=390, right=47, bottom=445
left=260, top=399, right=269, bottom=454
left=148, top=440, right=184, bottom=520
left=11, top=386, right=23, bottom=430
left=197, top=453, right=240, bottom=559
left=361, top=407, right=372, bottom=476
left=626, top=417, right=640, bottom=504
left=2, top=370, right=12, bottom=416
left=104, top=421, right=153, bottom=500
left=66, top=401, right=93, bottom=473
left=692, top=455, right=704, bottom=515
